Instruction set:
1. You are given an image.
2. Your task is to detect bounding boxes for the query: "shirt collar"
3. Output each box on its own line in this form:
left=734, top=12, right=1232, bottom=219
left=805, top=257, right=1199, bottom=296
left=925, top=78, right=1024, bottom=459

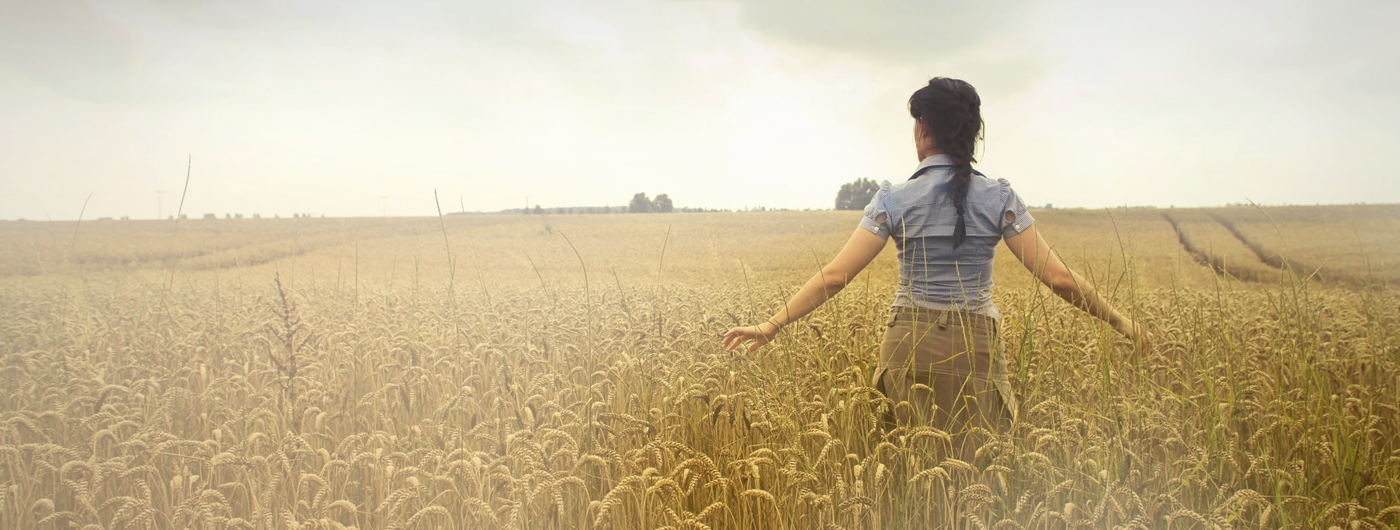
left=910, top=153, right=956, bottom=179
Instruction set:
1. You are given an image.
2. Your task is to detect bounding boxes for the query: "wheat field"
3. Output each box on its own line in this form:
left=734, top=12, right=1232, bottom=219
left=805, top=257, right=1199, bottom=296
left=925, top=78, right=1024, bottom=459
left=1, top=206, right=1397, bottom=529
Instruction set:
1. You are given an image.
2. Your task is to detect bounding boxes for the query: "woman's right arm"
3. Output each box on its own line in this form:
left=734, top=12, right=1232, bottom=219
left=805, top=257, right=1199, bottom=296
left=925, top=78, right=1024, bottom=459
left=1003, top=223, right=1151, bottom=346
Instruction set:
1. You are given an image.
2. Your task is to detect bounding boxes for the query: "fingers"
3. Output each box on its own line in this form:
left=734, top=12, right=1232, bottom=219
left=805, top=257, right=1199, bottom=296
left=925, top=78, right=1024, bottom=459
left=1137, top=325, right=1155, bottom=349
left=720, top=325, right=770, bottom=352
left=1133, top=329, right=1155, bottom=354
left=722, top=326, right=747, bottom=351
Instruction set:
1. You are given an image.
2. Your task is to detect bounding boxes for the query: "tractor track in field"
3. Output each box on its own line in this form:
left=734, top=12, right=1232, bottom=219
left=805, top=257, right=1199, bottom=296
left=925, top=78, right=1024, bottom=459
left=1208, top=212, right=1380, bottom=288
left=1163, top=212, right=1232, bottom=280
left=1207, top=212, right=1290, bottom=271
left=1162, top=212, right=1275, bottom=283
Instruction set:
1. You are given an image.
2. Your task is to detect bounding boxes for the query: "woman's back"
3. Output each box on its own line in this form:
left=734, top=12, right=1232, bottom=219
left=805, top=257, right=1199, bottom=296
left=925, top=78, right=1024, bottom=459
left=724, top=76, right=1150, bottom=465
left=859, top=153, right=1035, bottom=321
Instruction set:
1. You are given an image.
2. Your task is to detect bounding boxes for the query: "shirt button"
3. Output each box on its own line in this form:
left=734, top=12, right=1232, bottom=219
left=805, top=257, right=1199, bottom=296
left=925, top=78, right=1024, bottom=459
left=1014, top=223, right=1021, bottom=230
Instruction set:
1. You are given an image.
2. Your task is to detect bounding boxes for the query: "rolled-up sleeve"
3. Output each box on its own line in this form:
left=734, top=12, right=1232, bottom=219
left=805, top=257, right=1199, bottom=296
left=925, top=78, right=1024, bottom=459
left=858, top=180, right=895, bottom=239
left=998, top=178, right=1035, bottom=239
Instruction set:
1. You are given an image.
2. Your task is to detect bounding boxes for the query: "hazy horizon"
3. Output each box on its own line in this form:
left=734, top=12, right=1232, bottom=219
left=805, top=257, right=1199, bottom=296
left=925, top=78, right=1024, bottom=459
left=11, top=198, right=1400, bottom=222
left=3, top=0, right=1398, bottom=220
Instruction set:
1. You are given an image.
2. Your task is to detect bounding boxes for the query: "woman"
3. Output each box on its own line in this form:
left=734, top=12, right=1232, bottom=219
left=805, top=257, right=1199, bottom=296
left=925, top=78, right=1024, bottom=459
left=721, top=77, right=1150, bottom=462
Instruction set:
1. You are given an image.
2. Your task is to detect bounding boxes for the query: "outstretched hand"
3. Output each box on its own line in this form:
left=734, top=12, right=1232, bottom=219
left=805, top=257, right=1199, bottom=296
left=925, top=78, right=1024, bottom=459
left=722, top=322, right=779, bottom=353
left=1116, top=318, right=1154, bottom=353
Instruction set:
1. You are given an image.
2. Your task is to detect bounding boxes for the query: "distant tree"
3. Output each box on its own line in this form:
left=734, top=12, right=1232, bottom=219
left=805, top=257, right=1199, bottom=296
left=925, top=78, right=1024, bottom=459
left=629, top=193, right=654, bottom=213
left=654, top=194, right=673, bottom=213
left=533, top=205, right=544, bottom=215
left=835, top=178, right=880, bottom=210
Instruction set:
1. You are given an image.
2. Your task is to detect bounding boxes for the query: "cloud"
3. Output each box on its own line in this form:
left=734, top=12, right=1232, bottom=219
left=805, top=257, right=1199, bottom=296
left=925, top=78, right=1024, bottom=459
left=0, top=0, right=566, bottom=106
left=0, top=3, right=148, bottom=103
left=730, top=0, right=1052, bottom=94
left=3, top=0, right=1397, bottom=219
left=733, top=1, right=1030, bottom=59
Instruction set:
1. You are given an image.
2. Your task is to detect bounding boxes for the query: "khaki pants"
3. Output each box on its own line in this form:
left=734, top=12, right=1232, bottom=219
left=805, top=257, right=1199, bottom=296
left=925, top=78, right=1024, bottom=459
left=872, top=306, right=1018, bottom=464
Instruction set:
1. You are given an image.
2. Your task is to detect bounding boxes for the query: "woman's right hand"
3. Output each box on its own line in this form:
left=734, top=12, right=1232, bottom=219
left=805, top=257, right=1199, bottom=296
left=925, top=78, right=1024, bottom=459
left=722, top=322, right=779, bottom=353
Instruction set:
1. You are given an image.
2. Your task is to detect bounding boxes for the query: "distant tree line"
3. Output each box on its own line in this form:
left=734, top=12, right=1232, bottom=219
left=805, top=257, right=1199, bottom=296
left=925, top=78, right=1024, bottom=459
left=488, top=201, right=725, bottom=216
left=492, top=192, right=707, bottom=215
left=629, top=193, right=673, bottom=213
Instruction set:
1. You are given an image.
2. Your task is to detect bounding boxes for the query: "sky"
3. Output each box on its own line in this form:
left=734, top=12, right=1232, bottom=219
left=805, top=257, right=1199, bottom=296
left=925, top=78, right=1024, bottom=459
left=2, top=0, right=1398, bottom=220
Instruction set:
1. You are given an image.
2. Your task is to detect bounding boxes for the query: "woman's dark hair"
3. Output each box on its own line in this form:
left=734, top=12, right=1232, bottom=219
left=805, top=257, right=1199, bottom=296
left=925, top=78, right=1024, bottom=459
left=909, top=77, right=983, bottom=248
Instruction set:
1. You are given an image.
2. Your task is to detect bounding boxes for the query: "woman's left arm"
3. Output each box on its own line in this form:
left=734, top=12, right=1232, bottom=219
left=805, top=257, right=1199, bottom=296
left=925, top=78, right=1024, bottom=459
left=722, top=226, right=888, bottom=352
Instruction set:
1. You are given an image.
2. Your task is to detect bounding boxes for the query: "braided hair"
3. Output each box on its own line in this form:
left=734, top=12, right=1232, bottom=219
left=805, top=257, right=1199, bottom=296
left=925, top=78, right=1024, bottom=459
left=908, top=77, right=984, bottom=249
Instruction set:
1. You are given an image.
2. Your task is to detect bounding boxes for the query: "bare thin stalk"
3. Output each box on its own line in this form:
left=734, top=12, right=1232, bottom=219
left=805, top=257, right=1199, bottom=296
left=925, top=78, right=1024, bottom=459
left=165, top=155, right=192, bottom=291
left=433, top=189, right=455, bottom=295
left=67, top=192, right=92, bottom=268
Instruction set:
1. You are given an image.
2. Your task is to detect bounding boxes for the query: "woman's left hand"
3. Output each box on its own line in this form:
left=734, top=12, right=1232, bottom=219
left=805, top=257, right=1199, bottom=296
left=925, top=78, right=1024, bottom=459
left=1115, top=318, right=1154, bottom=353
left=722, top=322, right=779, bottom=353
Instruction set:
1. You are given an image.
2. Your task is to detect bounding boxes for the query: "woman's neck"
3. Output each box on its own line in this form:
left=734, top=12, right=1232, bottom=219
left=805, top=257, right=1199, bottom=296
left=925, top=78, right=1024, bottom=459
left=917, top=147, right=945, bottom=161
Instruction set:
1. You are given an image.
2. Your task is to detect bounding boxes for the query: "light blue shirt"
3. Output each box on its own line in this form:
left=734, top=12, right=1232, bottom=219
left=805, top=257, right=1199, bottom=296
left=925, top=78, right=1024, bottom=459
left=858, top=154, right=1035, bottom=322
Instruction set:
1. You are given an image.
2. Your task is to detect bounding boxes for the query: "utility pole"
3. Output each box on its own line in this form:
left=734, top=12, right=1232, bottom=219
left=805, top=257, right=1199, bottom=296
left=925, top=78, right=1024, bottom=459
left=155, top=190, right=165, bottom=220
left=380, top=196, right=387, bottom=218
